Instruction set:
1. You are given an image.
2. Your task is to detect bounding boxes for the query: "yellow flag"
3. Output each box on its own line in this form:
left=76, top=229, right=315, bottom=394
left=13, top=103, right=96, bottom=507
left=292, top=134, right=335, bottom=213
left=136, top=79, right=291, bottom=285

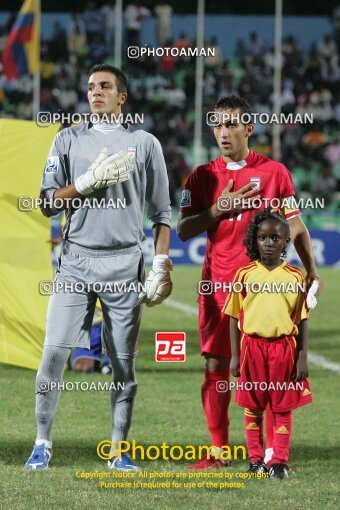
left=0, top=120, right=58, bottom=370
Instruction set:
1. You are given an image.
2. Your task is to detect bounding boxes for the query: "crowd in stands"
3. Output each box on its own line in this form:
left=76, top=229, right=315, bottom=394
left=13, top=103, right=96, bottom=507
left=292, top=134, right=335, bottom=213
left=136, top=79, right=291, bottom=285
left=0, top=1, right=339, bottom=211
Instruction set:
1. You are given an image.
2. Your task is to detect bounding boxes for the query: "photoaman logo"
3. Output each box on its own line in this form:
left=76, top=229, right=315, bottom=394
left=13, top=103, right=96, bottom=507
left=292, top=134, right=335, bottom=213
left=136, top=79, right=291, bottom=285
left=155, top=332, right=186, bottom=362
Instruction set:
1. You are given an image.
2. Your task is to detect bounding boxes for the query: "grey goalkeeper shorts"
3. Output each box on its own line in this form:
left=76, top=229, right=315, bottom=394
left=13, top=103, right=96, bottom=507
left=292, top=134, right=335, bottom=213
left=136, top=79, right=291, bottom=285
left=44, top=241, right=145, bottom=359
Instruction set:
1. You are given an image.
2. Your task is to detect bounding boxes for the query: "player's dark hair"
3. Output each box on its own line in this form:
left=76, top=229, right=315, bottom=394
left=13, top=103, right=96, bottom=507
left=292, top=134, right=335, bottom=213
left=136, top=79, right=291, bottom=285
left=88, top=64, right=128, bottom=93
left=214, top=96, right=252, bottom=124
left=244, top=208, right=290, bottom=261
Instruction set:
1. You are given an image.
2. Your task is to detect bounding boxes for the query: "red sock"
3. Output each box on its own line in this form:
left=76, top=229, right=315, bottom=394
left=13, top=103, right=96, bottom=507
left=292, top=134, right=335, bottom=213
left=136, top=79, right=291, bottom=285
left=201, top=370, right=231, bottom=447
left=271, top=411, right=293, bottom=465
left=244, top=408, right=264, bottom=462
left=265, top=405, right=274, bottom=449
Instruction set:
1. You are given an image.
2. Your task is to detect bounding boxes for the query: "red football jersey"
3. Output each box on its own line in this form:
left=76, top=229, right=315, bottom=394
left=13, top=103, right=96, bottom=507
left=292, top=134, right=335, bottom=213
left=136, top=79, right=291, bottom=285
left=179, top=150, right=300, bottom=305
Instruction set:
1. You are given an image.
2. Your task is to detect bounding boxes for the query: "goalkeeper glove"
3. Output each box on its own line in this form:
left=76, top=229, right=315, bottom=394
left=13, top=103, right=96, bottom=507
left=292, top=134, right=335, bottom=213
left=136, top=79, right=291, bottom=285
left=138, top=255, right=173, bottom=307
left=75, top=147, right=134, bottom=195
left=306, top=279, right=320, bottom=310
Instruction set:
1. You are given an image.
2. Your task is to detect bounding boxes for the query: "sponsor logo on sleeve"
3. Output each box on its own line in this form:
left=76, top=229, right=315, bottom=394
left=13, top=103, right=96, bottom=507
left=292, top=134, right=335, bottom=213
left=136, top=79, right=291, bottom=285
left=180, top=189, right=191, bottom=208
left=45, top=156, right=60, bottom=174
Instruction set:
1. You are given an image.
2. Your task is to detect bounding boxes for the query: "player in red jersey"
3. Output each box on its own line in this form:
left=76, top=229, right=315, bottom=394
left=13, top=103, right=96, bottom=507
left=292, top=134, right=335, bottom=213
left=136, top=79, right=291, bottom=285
left=177, top=96, right=322, bottom=469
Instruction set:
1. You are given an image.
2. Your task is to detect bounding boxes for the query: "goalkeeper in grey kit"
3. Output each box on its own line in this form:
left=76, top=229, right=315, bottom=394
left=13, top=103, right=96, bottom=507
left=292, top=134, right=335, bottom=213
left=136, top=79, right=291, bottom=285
left=25, top=64, right=172, bottom=471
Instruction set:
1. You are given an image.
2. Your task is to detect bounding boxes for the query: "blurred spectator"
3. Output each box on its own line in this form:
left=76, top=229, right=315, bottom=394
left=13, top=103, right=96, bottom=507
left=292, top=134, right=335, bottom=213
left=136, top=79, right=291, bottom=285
left=82, top=1, right=105, bottom=43
left=282, top=34, right=302, bottom=78
left=56, top=87, right=79, bottom=111
left=49, top=22, right=68, bottom=61
left=317, top=35, right=340, bottom=82
left=304, top=47, right=322, bottom=84
left=234, top=38, right=246, bottom=59
left=68, top=13, right=86, bottom=39
left=303, top=124, right=326, bottom=147
left=101, top=0, right=116, bottom=49
left=282, top=34, right=300, bottom=55
left=67, top=14, right=89, bottom=64
left=160, top=81, right=186, bottom=108
left=333, top=5, right=340, bottom=52
left=204, top=36, right=223, bottom=69
left=158, top=39, right=175, bottom=73
left=173, top=32, right=192, bottom=66
left=89, top=34, right=108, bottom=64
left=246, top=32, right=263, bottom=57
left=326, top=138, right=340, bottom=167
left=124, top=1, right=151, bottom=48
left=174, top=113, right=192, bottom=145
left=173, top=31, right=191, bottom=50
left=312, top=163, right=337, bottom=206
left=317, top=34, right=337, bottom=61
left=154, top=1, right=173, bottom=46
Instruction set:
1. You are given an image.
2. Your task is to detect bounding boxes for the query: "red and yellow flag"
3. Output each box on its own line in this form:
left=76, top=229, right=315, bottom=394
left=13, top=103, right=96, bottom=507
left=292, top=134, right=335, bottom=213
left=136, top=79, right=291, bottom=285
left=2, top=0, right=40, bottom=80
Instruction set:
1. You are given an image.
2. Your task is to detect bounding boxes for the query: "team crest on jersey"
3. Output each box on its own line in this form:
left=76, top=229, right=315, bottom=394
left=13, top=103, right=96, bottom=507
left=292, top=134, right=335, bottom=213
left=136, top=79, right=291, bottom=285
left=180, top=189, right=191, bottom=207
left=250, top=177, right=261, bottom=189
left=45, top=156, right=60, bottom=173
left=127, top=146, right=136, bottom=159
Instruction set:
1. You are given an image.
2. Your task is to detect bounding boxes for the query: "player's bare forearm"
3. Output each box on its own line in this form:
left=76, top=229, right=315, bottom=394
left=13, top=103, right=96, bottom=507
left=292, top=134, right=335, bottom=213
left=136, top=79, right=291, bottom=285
left=295, top=319, right=309, bottom=381
left=153, top=224, right=171, bottom=255
left=43, top=184, right=82, bottom=215
left=40, top=184, right=82, bottom=216
left=177, top=182, right=261, bottom=241
left=230, top=316, right=241, bottom=377
left=296, top=318, right=308, bottom=354
left=177, top=207, right=222, bottom=241
left=54, top=183, right=82, bottom=201
left=289, top=216, right=322, bottom=291
left=230, top=317, right=241, bottom=357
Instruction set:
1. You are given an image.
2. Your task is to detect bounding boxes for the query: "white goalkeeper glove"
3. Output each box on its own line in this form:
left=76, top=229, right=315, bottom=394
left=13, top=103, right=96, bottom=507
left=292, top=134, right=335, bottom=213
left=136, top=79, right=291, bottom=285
left=138, top=255, right=173, bottom=307
left=306, top=279, right=320, bottom=310
left=75, top=147, right=134, bottom=195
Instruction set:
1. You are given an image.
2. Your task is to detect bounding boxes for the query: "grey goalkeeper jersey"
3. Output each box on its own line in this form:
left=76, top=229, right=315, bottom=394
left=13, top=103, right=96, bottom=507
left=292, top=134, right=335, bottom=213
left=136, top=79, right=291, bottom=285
left=40, top=123, right=171, bottom=249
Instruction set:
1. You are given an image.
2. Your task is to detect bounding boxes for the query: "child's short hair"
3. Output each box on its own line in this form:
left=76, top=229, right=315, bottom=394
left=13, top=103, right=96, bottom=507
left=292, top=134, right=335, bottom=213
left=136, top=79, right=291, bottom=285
left=244, top=208, right=290, bottom=261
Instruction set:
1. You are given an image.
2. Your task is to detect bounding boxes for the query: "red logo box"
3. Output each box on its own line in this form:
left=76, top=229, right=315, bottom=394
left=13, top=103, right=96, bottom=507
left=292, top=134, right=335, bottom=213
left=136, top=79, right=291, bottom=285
left=155, top=332, right=186, bottom=362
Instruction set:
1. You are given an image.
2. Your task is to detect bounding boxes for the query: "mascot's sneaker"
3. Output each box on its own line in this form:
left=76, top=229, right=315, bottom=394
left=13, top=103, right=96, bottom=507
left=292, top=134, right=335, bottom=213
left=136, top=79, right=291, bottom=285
left=248, top=461, right=268, bottom=474
left=24, top=443, right=52, bottom=471
left=107, top=453, right=140, bottom=472
left=269, top=463, right=289, bottom=480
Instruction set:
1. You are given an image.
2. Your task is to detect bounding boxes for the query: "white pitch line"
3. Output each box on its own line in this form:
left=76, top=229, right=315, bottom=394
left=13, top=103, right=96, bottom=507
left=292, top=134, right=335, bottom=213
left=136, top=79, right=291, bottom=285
left=165, top=298, right=340, bottom=375
left=165, top=298, right=197, bottom=316
left=307, top=353, right=340, bottom=375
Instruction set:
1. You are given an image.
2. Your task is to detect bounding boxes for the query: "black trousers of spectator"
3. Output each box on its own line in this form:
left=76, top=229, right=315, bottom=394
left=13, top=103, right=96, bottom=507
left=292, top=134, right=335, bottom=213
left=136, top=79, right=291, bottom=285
left=126, top=29, right=140, bottom=47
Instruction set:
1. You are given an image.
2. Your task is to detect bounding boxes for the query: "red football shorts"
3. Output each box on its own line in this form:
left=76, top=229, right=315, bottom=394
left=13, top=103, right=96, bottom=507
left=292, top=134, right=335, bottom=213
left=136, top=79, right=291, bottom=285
left=235, top=334, right=313, bottom=412
left=199, top=300, right=231, bottom=358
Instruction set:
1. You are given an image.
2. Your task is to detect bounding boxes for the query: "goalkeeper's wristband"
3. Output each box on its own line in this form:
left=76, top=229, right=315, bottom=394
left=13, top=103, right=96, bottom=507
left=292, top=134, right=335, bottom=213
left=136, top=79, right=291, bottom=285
left=74, top=172, right=95, bottom=195
left=152, top=254, right=172, bottom=272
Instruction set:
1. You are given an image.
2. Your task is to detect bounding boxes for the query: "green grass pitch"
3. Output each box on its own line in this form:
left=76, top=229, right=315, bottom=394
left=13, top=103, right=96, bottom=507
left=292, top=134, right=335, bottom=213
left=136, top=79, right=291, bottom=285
left=0, top=266, right=339, bottom=509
